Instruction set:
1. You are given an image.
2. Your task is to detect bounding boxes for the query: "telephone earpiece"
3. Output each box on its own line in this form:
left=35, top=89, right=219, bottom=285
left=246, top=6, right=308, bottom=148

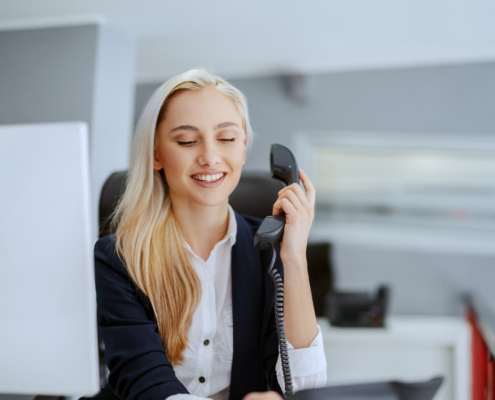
left=254, top=144, right=300, bottom=251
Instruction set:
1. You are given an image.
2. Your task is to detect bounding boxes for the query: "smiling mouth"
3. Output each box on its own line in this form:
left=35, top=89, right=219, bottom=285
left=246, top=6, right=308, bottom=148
left=191, top=173, right=225, bottom=183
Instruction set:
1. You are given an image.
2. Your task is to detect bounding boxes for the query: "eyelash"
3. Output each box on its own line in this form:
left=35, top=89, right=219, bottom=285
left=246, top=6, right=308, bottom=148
left=177, top=138, right=236, bottom=147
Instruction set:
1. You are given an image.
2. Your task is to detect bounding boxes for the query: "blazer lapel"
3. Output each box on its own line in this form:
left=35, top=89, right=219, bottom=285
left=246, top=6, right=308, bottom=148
left=230, top=213, right=266, bottom=400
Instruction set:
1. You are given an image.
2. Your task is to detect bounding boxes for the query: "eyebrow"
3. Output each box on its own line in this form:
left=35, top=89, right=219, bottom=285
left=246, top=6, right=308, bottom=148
left=169, top=121, right=239, bottom=133
left=215, top=121, right=240, bottom=130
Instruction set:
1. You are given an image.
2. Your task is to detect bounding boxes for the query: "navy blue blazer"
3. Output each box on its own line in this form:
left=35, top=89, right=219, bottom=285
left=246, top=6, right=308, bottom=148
left=94, top=212, right=284, bottom=400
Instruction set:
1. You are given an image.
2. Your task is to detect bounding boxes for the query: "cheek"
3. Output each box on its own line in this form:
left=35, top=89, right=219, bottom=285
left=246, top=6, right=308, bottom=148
left=161, top=146, right=188, bottom=179
left=228, top=144, right=246, bottom=168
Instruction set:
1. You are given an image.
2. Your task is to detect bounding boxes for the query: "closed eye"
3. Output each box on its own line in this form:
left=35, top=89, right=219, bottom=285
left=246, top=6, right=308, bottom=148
left=177, top=138, right=235, bottom=146
left=177, top=141, right=196, bottom=146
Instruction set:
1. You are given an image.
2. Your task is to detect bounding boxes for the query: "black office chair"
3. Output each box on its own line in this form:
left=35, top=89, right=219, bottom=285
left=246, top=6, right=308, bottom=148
left=93, top=170, right=334, bottom=393
left=98, top=170, right=288, bottom=238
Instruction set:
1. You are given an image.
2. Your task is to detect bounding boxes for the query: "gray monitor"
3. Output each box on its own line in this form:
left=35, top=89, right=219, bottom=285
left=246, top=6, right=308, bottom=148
left=0, top=123, right=100, bottom=397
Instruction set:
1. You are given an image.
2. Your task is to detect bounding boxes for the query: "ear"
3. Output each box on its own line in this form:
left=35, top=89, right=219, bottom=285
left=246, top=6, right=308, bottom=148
left=153, top=147, right=162, bottom=170
left=242, top=132, right=248, bottom=166
left=241, top=142, right=247, bottom=166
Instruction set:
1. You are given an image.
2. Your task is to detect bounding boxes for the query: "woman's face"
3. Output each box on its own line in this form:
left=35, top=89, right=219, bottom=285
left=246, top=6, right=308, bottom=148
left=154, top=86, right=247, bottom=208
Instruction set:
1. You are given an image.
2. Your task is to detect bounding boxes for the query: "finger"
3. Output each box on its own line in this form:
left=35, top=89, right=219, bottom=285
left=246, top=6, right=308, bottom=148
left=273, top=197, right=298, bottom=219
left=277, top=187, right=305, bottom=213
left=243, top=392, right=282, bottom=400
left=277, top=186, right=290, bottom=197
left=287, top=182, right=311, bottom=207
left=242, top=394, right=261, bottom=400
left=266, top=392, right=283, bottom=400
left=278, top=183, right=309, bottom=207
left=299, top=169, right=316, bottom=207
left=277, top=181, right=300, bottom=194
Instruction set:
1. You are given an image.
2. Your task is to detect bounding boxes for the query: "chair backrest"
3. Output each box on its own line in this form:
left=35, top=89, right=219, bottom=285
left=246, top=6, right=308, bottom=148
left=98, top=171, right=127, bottom=238
left=98, top=170, right=285, bottom=238
left=98, top=170, right=333, bottom=314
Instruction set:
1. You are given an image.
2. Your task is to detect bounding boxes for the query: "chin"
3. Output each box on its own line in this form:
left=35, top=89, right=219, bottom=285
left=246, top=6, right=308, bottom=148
left=179, top=185, right=229, bottom=207
left=193, top=193, right=230, bottom=208
left=188, top=178, right=239, bottom=208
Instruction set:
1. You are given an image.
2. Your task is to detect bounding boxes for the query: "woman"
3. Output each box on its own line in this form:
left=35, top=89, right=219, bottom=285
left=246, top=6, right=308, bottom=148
left=94, top=68, right=327, bottom=400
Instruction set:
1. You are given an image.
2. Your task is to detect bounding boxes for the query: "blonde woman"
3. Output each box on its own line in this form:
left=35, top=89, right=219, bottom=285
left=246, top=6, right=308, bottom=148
left=94, top=68, right=327, bottom=400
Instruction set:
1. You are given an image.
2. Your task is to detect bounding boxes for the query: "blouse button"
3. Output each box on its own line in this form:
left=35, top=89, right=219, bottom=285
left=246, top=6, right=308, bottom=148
left=199, top=376, right=206, bottom=383
left=203, top=339, right=210, bottom=346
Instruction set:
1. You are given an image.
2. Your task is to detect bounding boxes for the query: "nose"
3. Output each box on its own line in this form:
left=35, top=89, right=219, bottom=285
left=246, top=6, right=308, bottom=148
left=197, top=140, right=221, bottom=167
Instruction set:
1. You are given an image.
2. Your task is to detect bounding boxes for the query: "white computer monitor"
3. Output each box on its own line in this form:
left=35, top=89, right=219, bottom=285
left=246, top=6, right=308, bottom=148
left=0, top=122, right=100, bottom=396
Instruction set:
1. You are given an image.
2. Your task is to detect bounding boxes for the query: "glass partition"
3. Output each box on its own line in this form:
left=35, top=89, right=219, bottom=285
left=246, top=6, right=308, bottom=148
left=313, top=143, right=495, bottom=232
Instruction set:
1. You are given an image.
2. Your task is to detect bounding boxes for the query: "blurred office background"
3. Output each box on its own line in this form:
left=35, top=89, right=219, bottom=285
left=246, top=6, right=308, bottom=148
left=1, top=1, right=495, bottom=399
left=137, top=63, right=495, bottom=317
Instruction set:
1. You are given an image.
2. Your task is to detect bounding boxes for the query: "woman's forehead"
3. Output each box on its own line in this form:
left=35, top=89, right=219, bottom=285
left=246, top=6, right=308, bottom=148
left=162, top=88, right=243, bottom=128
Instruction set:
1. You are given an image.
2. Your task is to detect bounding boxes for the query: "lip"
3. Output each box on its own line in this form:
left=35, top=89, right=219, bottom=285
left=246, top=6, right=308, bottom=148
left=191, top=170, right=226, bottom=176
left=190, top=171, right=227, bottom=188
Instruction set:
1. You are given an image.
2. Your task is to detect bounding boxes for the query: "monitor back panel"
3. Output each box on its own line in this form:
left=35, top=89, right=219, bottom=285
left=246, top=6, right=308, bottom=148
left=0, top=123, right=99, bottom=396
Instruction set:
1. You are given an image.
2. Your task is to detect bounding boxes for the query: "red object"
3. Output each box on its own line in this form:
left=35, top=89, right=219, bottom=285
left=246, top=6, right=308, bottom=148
left=467, top=307, right=491, bottom=400
left=488, top=358, right=495, bottom=400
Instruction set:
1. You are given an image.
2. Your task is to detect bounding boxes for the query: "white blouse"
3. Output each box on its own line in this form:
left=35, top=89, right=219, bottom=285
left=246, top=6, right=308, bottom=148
left=169, top=205, right=327, bottom=400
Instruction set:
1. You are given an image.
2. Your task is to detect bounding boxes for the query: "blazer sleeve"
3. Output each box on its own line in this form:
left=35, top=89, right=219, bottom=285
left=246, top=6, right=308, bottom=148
left=94, top=235, right=189, bottom=400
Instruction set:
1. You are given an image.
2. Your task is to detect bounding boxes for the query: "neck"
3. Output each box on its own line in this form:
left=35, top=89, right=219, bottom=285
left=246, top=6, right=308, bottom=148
left=170, top=192, right=230, bottom=262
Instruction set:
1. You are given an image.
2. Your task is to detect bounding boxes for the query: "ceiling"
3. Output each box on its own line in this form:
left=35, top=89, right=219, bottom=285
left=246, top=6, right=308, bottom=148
left=2, top=0, right=495, bottom=82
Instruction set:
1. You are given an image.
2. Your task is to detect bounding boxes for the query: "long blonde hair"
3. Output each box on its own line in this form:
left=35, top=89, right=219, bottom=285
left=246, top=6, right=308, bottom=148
left=111, top=68, right=253, bottom=365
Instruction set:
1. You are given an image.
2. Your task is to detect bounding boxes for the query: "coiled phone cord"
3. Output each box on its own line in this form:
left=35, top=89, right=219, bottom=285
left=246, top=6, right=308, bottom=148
left=268, top=245, right=293, bottom=397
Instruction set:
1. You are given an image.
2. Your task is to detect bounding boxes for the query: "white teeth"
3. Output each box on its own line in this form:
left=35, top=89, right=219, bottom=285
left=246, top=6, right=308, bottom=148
left=193, top=173, right=224, bottom=182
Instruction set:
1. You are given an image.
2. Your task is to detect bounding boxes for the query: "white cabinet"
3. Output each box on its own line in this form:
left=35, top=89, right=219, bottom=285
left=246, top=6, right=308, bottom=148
left=319, top=316, right=471, bottom=400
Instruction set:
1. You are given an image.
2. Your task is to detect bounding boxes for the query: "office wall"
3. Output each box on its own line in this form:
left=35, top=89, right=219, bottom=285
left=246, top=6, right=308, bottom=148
left=134, top=62, right=495, bottom=316
left=0, top=25, right=97, bottom=125
left=136, top=62, right=495, bottom=170
left=90, top=25, right=135, bottom=227
left=0, top=23, right=135, bottom=234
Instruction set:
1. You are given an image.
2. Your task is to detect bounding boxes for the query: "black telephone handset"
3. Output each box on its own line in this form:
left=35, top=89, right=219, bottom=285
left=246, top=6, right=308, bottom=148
left=254, top=144, right=300, bottom=251
left=254, top=144, right=300, bottom=398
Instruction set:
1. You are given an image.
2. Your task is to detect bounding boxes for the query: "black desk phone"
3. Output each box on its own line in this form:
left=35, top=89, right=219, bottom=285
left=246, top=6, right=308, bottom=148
left=254, top=144, right=300, bottom=397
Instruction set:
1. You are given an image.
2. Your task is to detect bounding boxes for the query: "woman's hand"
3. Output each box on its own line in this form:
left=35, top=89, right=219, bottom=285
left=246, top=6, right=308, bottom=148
left=272, top=169, right=315, bottom=265
left=242, top=391, right=283, bottom=400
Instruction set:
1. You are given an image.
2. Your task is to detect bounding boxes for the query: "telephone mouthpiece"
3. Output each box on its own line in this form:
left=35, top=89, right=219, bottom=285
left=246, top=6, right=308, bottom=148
left=254, top=215, right=286, bottom=250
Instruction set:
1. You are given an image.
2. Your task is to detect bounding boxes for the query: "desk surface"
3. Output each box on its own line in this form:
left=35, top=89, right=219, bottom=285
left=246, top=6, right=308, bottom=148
left=318, top=316, right=471, bottom=400
left=318, top=315, right=470, bottom=344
